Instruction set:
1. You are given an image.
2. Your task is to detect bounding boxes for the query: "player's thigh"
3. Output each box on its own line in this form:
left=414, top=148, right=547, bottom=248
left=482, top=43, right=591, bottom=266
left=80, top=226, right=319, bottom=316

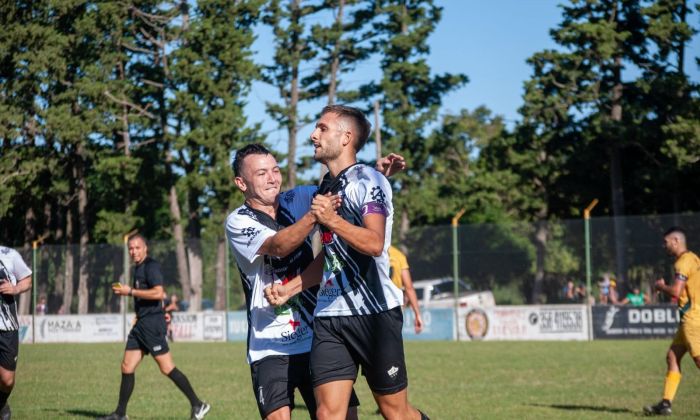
left=314, top=379, right=354, bottom=420
left=122, top=349, right=145, bottom=373
left=0, top=330, right=19, bottom=387
left=250, top=355, right=295, bottom=419
left=310, top=317, right=357, bottom=387
left=373, top=387, right=413, bottom=420
left=680, top=322, right=700, bottom=361
left=352, top=308, right=408, bottom=395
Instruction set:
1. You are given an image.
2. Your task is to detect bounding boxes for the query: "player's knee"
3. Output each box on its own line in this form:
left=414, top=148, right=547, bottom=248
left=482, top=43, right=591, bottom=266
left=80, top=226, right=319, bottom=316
left=0, top=373, right=15, bottom=390
left=315, top=404, right=337, bottom=420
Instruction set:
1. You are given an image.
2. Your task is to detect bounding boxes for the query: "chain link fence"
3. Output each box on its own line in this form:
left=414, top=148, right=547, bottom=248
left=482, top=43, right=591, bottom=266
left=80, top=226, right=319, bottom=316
left=17, top=212, right=700, bottom=314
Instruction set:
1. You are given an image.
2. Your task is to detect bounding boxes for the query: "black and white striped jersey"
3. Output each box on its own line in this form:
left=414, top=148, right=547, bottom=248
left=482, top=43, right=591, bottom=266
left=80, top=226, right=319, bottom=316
left=0, top=246, right=32, bottom=331
left=314, top=164, right=403, bottom=317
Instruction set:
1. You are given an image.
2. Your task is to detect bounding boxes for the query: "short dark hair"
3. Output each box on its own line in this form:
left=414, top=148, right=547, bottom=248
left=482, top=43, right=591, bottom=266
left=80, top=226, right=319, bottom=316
left=664, top=226, right=686, bottom=237
left=232, top=144, right=272, bottom=177
left=321, top=105, right=371, bottom=151
left=127, top=233, right=147, bottom=246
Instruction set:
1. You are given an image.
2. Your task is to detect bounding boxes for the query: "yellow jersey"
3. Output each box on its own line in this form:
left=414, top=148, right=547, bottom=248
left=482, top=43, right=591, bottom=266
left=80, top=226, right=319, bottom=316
left=388, top=246, right=409, bottom=289
left=675, top=251, right=700, bottom=323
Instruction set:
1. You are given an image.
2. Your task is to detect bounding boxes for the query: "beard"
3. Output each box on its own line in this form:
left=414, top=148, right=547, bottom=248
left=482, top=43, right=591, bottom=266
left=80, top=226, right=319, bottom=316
left=314, top=142, right=342, bottom=164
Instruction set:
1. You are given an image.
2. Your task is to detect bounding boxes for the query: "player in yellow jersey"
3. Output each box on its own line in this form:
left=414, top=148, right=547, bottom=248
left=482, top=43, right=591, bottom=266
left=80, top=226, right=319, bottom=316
left=644, top=227, right=700, bottom=416
left=388, top=245, right=423, bottom=333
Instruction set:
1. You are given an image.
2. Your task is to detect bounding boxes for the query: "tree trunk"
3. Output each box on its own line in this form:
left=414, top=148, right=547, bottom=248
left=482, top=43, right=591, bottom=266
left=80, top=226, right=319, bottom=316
left=168, top=184, right=191, bottom=303
left=532, top=220, right=548, bottom=304
left=62, top=206, right=75, bottom=314
left=76, top=156, right=90, bottom=314
left=186, top=239, right=203, bottom=312
left=327, top=0, right=344, bottom=105
left=215, top=238, right=226, bottom=311
left=610, top=55, right=627, bottom=286
left=18, top=207, right=35, bottom=315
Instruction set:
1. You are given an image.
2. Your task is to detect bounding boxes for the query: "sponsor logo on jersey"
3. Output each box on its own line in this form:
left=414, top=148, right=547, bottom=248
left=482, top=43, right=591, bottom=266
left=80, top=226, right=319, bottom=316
left=288, top=320, right=301, bottom=329
left=281, top=324, right=310, bottom=342
left=321, top=231, right=334, bottom=245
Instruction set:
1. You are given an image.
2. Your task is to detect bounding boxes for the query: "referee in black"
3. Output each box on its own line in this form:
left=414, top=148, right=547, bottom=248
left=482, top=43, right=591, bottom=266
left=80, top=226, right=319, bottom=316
left=98, top=234, right=210, bottom=420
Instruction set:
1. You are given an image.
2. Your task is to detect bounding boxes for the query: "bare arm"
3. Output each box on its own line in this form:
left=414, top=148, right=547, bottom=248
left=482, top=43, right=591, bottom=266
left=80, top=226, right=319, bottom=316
left=401, top=269, right=423, bottom=333
left=655, top=278, right=684, bottom=300
left=257, top=212, right=316, bottom=258
left=114, top=284, right=164, bottom=301
left=0, top=275, right=31, bottom=296
left=312, top=194, right=386, bottom=257
left=264, top=254, right=324, bottom=306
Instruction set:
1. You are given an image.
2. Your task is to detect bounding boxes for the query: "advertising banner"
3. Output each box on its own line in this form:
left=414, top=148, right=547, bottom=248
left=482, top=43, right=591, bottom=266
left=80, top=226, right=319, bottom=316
left=19, top=315, right=32, bottom=344
left=458, top=305, right=589, bottom=341
left=402, top=308, right=454, bottom=340
left=227, top=311, right=248, bottom=342
left=170, top=312, right=226, bottom=342
left=35, top=314, right=123, bottom=343
left=591, top=305, right=679, bottom=339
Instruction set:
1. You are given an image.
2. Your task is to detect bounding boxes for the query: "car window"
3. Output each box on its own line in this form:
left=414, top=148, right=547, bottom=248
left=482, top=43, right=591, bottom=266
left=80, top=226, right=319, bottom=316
left=432, top=280, right=470, bottom=295
left=415, top=287, right=424, bottom=300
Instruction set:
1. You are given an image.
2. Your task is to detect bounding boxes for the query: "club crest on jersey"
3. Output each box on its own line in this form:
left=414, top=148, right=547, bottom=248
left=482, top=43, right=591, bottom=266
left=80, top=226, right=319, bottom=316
left=324, top=254, right=344, bottom=272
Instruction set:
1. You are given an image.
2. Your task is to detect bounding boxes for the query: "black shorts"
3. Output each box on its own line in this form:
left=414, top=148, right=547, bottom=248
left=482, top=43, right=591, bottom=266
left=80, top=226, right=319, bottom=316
left=0, top=330, right=18, bottom=371
left=310, top=307, right=408, bottom=395
left=126, top=314, right=169, bottom=356
left=250, top=353, right=360, bottom=419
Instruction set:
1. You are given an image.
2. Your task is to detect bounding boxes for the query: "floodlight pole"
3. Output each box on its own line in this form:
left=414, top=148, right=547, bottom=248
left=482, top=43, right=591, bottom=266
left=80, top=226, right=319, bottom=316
left=584, top=199, right=598, bottom=340
left=31, top=234, right=47, bottom=344
left=452, top=208, right=466, bottom=341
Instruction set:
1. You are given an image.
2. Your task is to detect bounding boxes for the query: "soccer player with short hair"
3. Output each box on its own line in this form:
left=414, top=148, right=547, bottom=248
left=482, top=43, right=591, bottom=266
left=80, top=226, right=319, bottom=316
left=226, top=143, right=403, bottom=419
left=0, top=246, right=32, bottom=420
left=265, top=105, right=428, bottom=420
left=644, top=227, right=700, bottom=416
left=98, top=234, right=210, bottom=420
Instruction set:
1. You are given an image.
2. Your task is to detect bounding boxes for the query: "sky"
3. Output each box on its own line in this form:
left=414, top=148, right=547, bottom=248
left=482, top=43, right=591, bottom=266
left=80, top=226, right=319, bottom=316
left=245, top=1, right=700, bottom=172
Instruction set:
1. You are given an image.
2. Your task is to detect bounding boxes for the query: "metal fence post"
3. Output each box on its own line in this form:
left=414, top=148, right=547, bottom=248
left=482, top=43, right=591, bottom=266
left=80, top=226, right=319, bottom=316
left=123, top=234, right=129, bottom=341
left=31, top=240, right=38, bottom=344
left=225, top=235, right=230, bottom=342
left=452, top=208, right=466, bottom=341
left=584, top=199, right=598, bottom=341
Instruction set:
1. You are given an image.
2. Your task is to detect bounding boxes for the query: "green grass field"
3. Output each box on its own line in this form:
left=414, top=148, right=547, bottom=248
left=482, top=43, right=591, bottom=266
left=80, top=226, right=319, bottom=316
left=10, top=340, right=700, bottom=419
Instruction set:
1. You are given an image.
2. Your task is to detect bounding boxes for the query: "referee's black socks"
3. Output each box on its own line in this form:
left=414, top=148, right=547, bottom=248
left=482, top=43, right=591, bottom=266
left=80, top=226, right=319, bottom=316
left=168, top=367, right=200, bottom=407
left=116, top=372, right=134, bottom=416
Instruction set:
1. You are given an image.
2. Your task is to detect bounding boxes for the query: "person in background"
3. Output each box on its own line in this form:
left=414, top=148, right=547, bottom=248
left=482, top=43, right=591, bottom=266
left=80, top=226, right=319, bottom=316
left=36, top=295, right=47, bottom=315
left=620, top=286, right=649, bottom=306
left=0, top=245, right=33, bottom=420
left=164, top=293, right=180, bottom=342
left=98, top=234, right=210, bottom=420
left=644, top=227, right=700, bottom=416
left=388, top=245, right=423, bottom=333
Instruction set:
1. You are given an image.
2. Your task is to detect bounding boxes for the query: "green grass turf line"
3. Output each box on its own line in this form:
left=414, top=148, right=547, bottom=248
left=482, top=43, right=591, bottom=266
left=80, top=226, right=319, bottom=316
left=11, top=340, right=700, bottom=419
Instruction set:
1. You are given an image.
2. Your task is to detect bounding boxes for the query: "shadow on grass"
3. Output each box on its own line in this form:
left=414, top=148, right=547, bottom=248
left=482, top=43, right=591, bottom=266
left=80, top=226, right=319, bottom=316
left=529, top=403, right=637, bottom=415
left=64, top=408, right=109, bottom=418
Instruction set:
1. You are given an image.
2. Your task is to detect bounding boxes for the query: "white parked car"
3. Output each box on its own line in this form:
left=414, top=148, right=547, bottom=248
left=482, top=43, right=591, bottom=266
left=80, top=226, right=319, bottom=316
left=413, top=278, right=495, bottom=309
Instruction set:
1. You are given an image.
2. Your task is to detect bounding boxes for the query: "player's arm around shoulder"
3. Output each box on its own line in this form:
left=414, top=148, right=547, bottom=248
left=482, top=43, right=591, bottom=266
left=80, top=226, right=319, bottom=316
left=257, top=212, right=316, bottom=258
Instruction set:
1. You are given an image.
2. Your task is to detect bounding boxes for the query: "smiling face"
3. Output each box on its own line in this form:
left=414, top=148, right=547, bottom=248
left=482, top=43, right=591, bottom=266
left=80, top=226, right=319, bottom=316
left=128, top=237, right=148, bottom=265
left=310, top=112, right=350, bottom=164
left=234, top=152, right=282, bottom=207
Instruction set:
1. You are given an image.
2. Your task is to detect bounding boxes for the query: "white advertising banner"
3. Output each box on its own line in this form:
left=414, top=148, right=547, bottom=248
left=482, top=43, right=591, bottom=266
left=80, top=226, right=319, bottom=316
left=169, top=312, right=226, bottom=342
left=34, top=314, right=124, bottom=343
left=458, top=305, right=589, bottom=341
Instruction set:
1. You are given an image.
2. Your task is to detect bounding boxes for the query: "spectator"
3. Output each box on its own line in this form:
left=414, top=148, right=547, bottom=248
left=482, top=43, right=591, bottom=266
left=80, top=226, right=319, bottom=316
left=388, top=245, right=423, bottom=333
left=609, top=279, right=620, bottom=304
left=620, top=286, right=649, bottom=306
left=562, top=280, right=576, bottom=302
left=598, top=275, right=611, bottom=304
left=164, top=293, right=180, bottom=342
left=36, top=296, right=47, bottom=315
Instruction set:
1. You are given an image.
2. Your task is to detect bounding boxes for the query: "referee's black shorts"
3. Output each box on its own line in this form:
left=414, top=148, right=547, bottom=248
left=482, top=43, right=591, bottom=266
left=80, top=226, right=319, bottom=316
left=126, top=314, right=169, bottom=356
left=310, top=307, right=408, bottom=395
left=0, top=330, right=19, bottom=371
